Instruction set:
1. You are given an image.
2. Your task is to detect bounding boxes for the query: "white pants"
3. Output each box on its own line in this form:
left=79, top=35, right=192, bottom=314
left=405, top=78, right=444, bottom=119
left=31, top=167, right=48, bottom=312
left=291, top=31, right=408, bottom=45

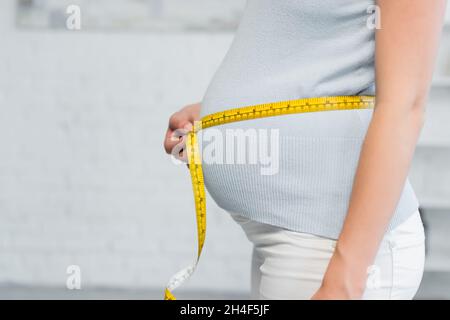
left=229, top=209, right=426, bottom=300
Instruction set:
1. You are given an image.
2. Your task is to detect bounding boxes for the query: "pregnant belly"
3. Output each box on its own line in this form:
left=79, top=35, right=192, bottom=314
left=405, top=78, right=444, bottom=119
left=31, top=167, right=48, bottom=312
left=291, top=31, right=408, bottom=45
left=199, top=108, right=374, bottom=216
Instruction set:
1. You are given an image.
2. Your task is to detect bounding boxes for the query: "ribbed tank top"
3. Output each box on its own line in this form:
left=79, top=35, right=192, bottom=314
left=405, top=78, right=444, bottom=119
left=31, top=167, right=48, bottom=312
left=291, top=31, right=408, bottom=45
left=199, top=0, right=419, bottom=239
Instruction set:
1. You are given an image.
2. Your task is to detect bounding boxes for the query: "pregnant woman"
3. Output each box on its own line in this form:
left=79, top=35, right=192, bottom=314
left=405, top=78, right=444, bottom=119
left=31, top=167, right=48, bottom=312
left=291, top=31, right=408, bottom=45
left=163, top=0, right=446, bottom=299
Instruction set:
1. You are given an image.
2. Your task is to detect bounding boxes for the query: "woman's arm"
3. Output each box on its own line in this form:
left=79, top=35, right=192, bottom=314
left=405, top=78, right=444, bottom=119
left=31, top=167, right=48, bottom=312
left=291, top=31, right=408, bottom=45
left=313, top=0, right=447, bottom=299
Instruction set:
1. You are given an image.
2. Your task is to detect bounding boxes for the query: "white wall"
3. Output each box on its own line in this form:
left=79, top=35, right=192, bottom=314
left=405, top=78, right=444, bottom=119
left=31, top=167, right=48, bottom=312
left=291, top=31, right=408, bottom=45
left=0, top=0, right=252, bottom=294
left=1, top=0, right=450, bottom=296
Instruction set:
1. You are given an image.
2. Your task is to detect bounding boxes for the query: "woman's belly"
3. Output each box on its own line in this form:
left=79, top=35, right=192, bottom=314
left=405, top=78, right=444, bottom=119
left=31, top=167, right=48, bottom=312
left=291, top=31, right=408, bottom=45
left=199, top=107, right=372, bottom=220
left=196, top=0, right=419, bottom=237
left=198, top=107, right=419, bottom=239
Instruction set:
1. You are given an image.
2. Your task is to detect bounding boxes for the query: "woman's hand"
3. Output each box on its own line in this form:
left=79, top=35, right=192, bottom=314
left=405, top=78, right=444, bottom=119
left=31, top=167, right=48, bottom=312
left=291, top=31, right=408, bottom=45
left=163, top=102, right=201, bottom=163
left=311, top=247, right=367, bottom=300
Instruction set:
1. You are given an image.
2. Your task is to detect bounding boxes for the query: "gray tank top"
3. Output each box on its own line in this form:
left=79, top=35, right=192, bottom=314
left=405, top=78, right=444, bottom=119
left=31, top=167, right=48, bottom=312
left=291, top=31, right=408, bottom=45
left=199, top=0, right=419, bottom=239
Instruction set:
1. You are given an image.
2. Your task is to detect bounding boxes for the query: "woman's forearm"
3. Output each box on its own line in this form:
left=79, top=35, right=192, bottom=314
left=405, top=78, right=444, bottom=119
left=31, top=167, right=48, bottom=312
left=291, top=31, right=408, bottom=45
left=328, top=102, right=425, bottom=292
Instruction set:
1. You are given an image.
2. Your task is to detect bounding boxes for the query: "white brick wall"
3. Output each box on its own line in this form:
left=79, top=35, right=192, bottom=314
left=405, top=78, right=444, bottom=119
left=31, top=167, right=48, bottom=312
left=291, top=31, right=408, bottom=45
left=0, top=0, right=252, bottom=294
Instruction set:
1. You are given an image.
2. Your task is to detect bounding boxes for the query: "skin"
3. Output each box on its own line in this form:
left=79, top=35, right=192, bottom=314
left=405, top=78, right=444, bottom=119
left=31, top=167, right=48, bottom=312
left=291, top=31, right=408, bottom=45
left=163, top=0, right=447, bottom=299
left=163, top=103, right=199, bottom=162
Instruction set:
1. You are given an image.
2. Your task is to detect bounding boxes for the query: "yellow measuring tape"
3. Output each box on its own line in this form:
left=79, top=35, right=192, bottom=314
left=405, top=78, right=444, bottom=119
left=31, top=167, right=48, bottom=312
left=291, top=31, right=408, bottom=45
left=164, top=95, right=376, bottom=300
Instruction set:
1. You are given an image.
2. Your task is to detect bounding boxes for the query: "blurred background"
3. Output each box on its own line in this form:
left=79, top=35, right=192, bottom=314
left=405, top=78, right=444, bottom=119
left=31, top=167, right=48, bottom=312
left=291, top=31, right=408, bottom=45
left=0, top=0, right=449, bottom=299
